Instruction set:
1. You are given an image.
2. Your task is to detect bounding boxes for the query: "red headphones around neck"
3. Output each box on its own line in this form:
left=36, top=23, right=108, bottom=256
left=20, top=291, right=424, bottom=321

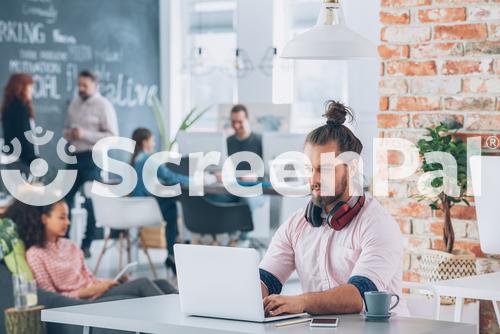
left=304, top=195, right=365, bottom=231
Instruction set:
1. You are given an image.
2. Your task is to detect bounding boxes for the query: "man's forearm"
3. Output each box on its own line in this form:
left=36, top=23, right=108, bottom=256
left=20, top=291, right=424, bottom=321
left=302, top=284, right=363, bottom=315
left=261, top=282, right=269, bottom=299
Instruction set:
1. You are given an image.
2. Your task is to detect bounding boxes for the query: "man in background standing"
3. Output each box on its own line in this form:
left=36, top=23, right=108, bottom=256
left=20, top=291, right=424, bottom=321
left=64, top=70, right=119, bottom=258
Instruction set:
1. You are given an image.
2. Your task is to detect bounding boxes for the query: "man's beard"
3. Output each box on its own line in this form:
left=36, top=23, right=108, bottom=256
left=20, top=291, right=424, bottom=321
left=311, top=176, right=348, bottom=208
left=79, top=91, right=90, bottom=100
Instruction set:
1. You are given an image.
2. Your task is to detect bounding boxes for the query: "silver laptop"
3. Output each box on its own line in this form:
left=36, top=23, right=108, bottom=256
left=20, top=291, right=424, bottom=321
left=174, top=244, right=308, bottom=322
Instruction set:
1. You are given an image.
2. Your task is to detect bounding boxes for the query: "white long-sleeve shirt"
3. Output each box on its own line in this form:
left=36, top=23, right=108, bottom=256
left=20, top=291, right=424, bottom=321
left=64, top=92, right=119, bottom=153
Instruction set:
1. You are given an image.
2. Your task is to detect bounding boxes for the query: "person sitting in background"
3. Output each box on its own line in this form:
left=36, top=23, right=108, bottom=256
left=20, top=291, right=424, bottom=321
left=3, top=199, right=176, bottom=300
left=131, top=128, right=217, bottom=274
left=1, top=73, right=38, bottom=174
left=227, top=104, right=263, bottom=164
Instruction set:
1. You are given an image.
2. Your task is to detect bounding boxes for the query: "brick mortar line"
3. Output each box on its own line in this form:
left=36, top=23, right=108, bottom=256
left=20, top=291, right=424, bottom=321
left=411, top=218, right=478, bottom=223
left=381, top=39, right=498, bottom=45
left=383, top=95, right=500, bottom=99
left=381, top=94, right=500, bottom=98
left=380, top=5, right=500, bottom=10
left=379, top=132, right=499, bottom=136
left=380, top=4, right=498, bottom=10
left=382, top=94, right=500, bottom=98
left=399, top=110, right=500, bottom=114
left=385, top=110, right=500, bottom=113
left=381, top=19, right=500, bottom=27
left=383, top=75, right=500, bottom=81
left=381, top=58, right=500, bottom=61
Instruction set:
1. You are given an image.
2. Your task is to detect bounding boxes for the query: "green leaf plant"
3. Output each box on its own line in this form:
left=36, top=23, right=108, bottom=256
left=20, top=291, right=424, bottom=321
left=414, top=122, right=471, bottom=254
left=149, top=95, right=212, bottom=151
left=0, top=218, right=20, bottom=272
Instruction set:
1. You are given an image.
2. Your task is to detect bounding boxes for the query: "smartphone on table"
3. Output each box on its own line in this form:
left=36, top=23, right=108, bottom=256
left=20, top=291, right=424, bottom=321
left=310, top=318, right=339, bottom=328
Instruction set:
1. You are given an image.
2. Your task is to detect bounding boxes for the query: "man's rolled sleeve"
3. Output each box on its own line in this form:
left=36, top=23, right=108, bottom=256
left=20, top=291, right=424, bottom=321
left=259, top=214, right=298, bottom=287
left=349, top=216, right=403, bottom=292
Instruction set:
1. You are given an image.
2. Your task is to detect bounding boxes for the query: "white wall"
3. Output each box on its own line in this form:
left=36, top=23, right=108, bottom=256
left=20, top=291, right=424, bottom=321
left=343, top=0, right=381, bottom=183
left=236, top=0, right=274, bottom=103
left=160, top=0, right=171, bottom=141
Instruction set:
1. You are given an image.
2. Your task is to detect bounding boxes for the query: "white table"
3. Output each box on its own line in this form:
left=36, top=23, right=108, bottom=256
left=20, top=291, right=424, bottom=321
left=41, top=295, right=476, bottom=334
left=433, top=272, right=500, bottom=327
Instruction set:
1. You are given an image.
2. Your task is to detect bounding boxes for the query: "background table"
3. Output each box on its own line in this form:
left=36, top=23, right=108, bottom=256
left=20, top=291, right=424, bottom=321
left=433, top=272, right=500, bottom=327
left=182, top=182, right=281, bottom=196
left=42, top=295, right=476, bottom=334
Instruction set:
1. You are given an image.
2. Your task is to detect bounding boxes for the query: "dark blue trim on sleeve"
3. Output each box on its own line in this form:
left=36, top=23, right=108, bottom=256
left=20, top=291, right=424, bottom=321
left=259, top=269, right=283, bottom=295
left=348, top=275, right=378, bottom=308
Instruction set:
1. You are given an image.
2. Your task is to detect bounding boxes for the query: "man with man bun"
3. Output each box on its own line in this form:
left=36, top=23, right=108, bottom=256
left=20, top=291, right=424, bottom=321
left=259, top=101, right=408, bottom=316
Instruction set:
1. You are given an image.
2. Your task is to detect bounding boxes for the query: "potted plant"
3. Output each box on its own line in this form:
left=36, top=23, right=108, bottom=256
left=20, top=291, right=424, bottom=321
left=415, top=122, right=476, bottom=304
left=149, top=95, right=211, bottom=151
left=0, top=218, right=18, bottom=265
left=0, top=217, right=33, bottom=279
left=145, top=96, right=211, bottom=248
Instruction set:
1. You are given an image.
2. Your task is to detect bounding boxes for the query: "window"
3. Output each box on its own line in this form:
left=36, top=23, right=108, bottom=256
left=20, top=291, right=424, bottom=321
left=182, top=0, right=238, bottom=131
left=274, top=0, right=349, bottom=133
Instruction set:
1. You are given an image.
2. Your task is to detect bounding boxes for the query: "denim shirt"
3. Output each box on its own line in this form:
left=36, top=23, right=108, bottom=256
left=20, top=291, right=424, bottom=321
left=131, top=151, right=189, bottom=197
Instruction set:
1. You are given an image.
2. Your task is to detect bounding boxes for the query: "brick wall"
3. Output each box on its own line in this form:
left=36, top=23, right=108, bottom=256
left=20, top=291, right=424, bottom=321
left=378, top=0, right=500, bottom=333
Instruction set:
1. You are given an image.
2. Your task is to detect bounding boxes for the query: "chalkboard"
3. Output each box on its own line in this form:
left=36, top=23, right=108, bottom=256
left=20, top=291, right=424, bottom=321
left=0, top=0, right=160, bottom=168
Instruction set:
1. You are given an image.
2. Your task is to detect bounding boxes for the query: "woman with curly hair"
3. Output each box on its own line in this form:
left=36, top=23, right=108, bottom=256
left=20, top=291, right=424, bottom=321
left=3, top=199, right=177, bottom=300
left=1, top=73, right=38, bottom=170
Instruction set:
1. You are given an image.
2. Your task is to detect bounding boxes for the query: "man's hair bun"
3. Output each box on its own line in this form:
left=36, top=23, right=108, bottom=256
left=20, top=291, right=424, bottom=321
left=323, top=100, right=353, bottom=126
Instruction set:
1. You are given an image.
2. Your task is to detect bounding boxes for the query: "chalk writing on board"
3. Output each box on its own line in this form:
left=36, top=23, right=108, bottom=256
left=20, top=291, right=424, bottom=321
left=37, top=105, right=61, bottom=115
left=9, top=60, right=62, bottom=74
left=0, top=21, right=46, bottom=44
left=101, top=74, right=158, bottom=108
left=67, top=45, right=92, bottom=62
left=66, top=63, right=78, bottom=92
left=52, top=29, right=76, bottom=44
left=94, top=49, right=123, bottom=63
left=1, top=0, right=160, bottom=167
left=39, top=50, right=67, bottom=62
left=19, top=49, right=38, bottom=60
left=22, top=2, right=58, bottom=24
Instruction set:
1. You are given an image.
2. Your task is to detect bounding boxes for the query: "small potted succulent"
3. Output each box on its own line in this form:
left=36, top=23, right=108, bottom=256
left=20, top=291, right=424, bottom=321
left=415, top=123, right=477, bottom=304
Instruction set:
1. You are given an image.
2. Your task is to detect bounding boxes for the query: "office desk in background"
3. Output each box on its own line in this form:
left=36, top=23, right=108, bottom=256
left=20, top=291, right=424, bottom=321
left=193, top=182, right=281, bottom=196
left=42, top=295, right=476, bottom=334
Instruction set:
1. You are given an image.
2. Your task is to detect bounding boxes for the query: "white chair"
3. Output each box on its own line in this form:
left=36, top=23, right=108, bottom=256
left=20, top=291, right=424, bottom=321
left=90, top=194, right=165, bottom=278
left=247, top=196, right=271, bottom=240
left=403, top=281, right=479, bottom=332
left=402, top=281, right=441, bottom=320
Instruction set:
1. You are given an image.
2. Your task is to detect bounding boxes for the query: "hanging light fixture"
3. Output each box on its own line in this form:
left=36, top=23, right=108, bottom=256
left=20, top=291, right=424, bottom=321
left=183, top=6, right=214, bottom=76
left=258, top=47, right=277, bottom=76
left=184, top=46, right=214, bottom=76
left=281, top=0, right=377, bottom=60
left=233, top=48, right=254, bottom=78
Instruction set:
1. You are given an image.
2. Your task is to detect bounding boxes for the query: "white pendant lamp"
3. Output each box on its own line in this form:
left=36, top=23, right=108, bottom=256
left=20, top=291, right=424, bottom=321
left=281, top=0, right=377, bottom=60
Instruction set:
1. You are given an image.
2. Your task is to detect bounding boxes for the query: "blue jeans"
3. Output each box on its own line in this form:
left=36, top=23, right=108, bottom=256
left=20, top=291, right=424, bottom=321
left=155, top=197, right=179, bottom=256
left=65, top=151, right=100, bottom=249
